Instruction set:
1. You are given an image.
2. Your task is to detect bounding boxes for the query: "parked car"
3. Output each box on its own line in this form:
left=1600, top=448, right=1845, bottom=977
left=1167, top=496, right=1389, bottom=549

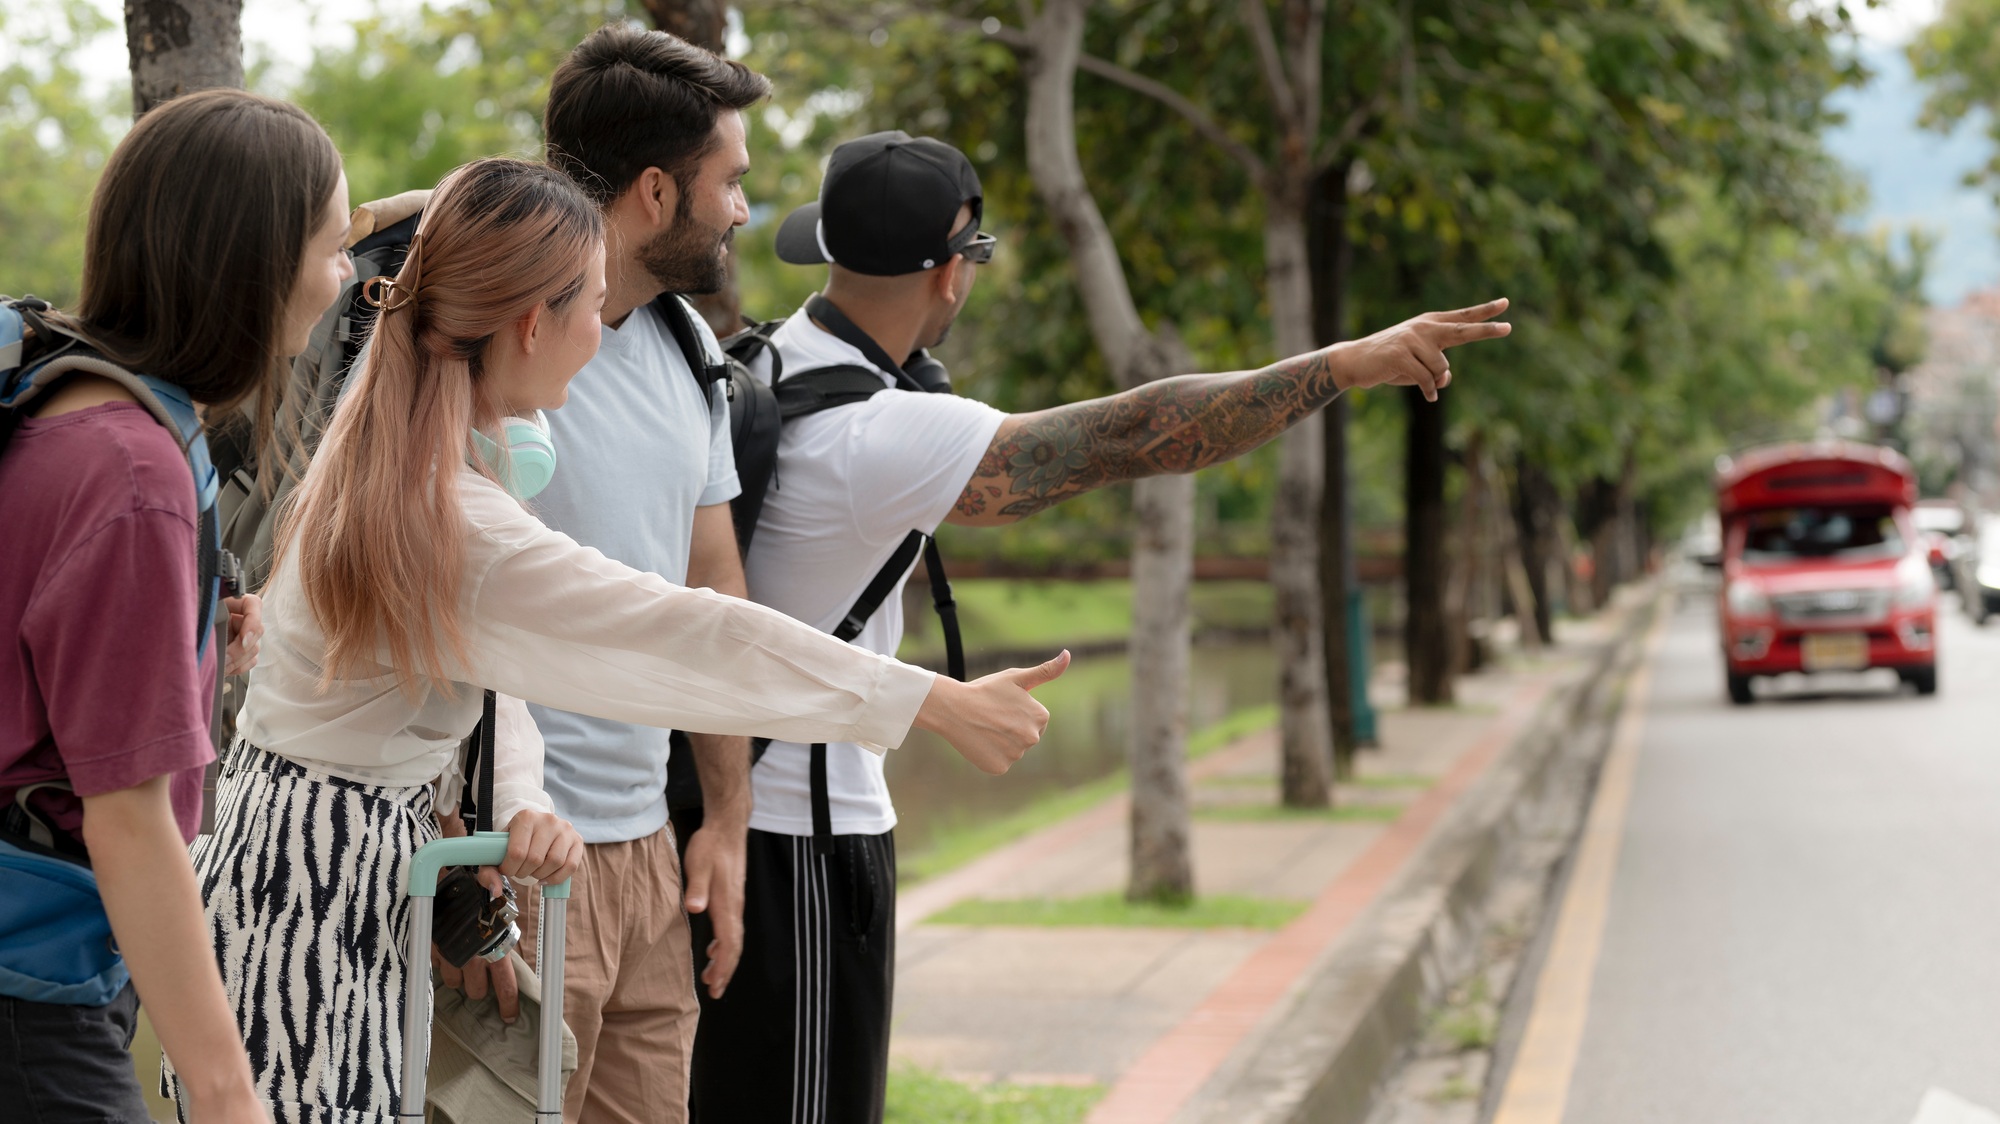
left=1715, top=441, right=1937, bottom=704
left=1914, top=499, right=1971, bottom=591
left=1951, top=515, right=2000, bottom=625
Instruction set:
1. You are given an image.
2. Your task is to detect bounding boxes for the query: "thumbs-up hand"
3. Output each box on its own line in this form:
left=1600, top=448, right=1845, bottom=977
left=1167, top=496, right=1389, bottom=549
left=913, top=650, right=1072, bottom=775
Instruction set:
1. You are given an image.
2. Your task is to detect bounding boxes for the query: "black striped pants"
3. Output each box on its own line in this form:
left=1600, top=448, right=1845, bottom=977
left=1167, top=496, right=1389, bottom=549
left=682, top=824, right=895, bottom=1124
left=168, top=744, right=437, bottom=1124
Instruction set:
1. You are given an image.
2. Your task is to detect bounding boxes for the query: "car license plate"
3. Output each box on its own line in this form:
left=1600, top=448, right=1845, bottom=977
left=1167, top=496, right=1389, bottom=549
left=1802, top=632, right=1868, bottom=672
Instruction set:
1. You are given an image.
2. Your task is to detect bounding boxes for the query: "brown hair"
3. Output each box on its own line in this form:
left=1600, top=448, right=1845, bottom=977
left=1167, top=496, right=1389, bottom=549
left=544, top=23, right=770, bottom=206
left=282, top=157, right=602, bottom=695
left=72, top=88, right=341, bottom=415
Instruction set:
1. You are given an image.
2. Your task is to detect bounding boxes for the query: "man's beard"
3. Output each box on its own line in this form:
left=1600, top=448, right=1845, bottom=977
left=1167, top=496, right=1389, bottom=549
left=639, top=207, right=731, bottom=295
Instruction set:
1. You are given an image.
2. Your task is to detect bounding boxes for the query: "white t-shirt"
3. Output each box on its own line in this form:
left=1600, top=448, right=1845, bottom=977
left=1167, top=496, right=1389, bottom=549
left=528, top=300, right=741, bottom=843
left=742, top=309, right=1008, bottom=836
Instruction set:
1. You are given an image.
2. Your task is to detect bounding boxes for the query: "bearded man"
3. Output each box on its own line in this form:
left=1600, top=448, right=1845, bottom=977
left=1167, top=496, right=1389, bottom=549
left=434, top=25, right=768, bottom=1124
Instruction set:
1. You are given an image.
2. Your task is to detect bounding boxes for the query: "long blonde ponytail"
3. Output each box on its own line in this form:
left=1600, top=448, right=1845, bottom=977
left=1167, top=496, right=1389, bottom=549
left=280, top=157, right=602, bottom=695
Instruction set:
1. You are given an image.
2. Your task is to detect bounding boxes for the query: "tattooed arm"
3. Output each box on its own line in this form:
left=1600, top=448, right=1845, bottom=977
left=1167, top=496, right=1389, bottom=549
left=949, top=298, right=1512, bottom=526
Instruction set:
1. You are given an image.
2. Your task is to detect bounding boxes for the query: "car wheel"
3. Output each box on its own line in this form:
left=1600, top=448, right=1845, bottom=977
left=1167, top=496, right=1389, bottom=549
left=1903, top=665, right=1939, bottom=696
left=1727, top=673, right=1755, bottom=706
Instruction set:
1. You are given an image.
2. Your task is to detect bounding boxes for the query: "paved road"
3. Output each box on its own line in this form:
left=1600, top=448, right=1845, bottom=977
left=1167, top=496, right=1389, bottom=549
left=1558, top=591, right=2000, bottom=1123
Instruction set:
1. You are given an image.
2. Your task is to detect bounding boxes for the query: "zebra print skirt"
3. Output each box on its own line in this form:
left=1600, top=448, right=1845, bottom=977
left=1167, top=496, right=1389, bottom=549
left=167, top=743, right=438, bottom=1124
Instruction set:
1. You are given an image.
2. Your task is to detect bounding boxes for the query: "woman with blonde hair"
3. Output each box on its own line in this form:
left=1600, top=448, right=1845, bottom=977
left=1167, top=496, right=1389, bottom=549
left=175, top=156, right=1065, bottom=1122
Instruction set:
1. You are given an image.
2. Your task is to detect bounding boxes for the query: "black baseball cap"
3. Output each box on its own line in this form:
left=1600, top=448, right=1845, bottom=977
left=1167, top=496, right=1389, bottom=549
left=775, top=131, right=984, bottom=276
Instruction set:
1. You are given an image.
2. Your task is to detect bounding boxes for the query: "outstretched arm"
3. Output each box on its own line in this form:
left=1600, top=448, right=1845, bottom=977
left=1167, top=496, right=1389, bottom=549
left=949, top=298, right=1511, bottom=526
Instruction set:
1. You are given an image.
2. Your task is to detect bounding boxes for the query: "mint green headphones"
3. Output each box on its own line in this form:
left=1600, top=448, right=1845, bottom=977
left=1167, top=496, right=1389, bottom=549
left=468, top=410, right=557, bottom=500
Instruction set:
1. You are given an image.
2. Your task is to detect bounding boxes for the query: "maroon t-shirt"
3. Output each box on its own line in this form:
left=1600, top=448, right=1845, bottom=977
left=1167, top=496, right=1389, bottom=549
left=0, top=401, right=216, bottom=842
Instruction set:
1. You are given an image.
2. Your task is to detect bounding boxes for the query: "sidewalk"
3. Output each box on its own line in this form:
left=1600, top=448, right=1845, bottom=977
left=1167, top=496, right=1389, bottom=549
left=888, top=594, right=1648, bottom=1122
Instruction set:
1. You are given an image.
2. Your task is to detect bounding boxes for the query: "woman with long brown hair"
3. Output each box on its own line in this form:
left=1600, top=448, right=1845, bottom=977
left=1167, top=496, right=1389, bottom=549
left=180, top=156, right=1064, bottom=1122
left=0, top=87, right=352, bottom=1123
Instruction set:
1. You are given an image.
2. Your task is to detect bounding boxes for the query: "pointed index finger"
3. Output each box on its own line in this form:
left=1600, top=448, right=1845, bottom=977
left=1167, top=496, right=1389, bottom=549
left=1434, top=320, right=1513, bottom=350
left=1427, top=297, right=1510, bottom=323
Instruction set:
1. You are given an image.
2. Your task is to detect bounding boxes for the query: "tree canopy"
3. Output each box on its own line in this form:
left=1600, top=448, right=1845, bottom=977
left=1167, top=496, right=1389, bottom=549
left=0, top=0, right=1930, bottom=561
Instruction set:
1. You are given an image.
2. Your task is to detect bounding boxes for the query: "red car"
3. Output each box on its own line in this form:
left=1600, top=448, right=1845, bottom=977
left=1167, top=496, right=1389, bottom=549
left=1716, top=441, right=1937, bottom=704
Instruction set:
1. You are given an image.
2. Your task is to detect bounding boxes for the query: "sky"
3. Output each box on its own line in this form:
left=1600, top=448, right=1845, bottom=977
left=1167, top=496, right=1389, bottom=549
left=1824, top=0, right=2000, bottom=305
left=59, top=0, right=2000, bottom=306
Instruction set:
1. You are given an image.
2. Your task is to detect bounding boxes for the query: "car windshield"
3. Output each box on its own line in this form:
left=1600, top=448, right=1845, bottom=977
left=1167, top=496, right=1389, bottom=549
left=1740, top=506, right=1904, bottom=563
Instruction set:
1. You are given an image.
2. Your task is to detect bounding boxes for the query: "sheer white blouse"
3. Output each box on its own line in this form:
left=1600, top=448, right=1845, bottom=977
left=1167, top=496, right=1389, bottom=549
left=236, top=469, right=935, bottom=825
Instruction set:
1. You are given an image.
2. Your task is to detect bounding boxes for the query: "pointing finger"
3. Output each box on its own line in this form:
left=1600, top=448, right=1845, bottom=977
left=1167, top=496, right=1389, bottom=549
left=1426, top=297, right=1510, bottom=323
left=1433, top=320, right=1512, bottom=349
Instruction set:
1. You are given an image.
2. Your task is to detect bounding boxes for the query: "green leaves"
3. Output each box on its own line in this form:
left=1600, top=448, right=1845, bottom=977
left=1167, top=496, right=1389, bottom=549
left=0, top=1, right=121, bottom=306
left=1910, top=0, right=2000, bottom=197
left=292, top=0, right=642, bottom=205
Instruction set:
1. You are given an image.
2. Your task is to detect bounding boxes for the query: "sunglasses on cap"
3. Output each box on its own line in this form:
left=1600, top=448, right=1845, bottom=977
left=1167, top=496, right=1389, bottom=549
left=949, top=229, right=998, bottom=265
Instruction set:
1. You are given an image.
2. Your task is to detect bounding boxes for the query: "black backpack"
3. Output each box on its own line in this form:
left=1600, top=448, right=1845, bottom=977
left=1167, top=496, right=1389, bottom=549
left=717, top=292, right=964, bottom=677
left=664, top=295, right=968, bottom=832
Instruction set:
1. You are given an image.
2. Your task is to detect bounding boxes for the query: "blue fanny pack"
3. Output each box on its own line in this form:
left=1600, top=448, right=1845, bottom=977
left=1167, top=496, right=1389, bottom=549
left=0, top=787, right=128, bottom=1007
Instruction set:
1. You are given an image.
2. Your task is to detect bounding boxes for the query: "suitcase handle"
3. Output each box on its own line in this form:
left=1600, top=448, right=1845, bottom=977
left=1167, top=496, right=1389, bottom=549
left=399, top=831, right=571, bottom=1121
left=406, top=831, right=573, bottom=900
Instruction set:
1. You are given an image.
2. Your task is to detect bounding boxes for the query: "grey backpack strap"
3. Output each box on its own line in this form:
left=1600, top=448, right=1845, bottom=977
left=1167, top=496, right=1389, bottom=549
left=10, top=783, right=66, bottom=851
left=4, top=781, right=85, bottom=861
left=17, top=354, right=190, bottom=454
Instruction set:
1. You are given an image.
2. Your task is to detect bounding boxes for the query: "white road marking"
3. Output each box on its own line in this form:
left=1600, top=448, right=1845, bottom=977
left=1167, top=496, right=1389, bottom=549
left=1913, top=1089, right=2000, bottom=1124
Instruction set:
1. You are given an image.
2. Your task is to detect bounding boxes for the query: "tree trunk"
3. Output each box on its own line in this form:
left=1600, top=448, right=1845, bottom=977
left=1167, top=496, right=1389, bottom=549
left=1405, top=389, right=1453, bottom=704
left=1128, top=473, right=1196, bottom=897
left=641, top=0, right=726, bottom=47
left=125, top=0, right=243, bottom=116
left=1446, top=432, right=1486, bottom=676
left=639, top=0, right=742, bottom=337
left=1312, top=162, right=1359, bottom=778
left=1511, top=452, right=1556, bottom=646
left=1266, top=202, right=1336, bottom=807
left=1496, top=457, right=1541, bottom=655
left=1024, top=0, right=1199, bottom=902
left=1579, top=466, right=1632, bottom=611
left=1592, top=447, right=1639, bottom=603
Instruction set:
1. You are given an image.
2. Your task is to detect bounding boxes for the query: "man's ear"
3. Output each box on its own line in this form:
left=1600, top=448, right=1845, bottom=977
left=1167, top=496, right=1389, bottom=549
left=934, top=256, right=964, bottom=300
left=635, top=166, right=678, bottom=230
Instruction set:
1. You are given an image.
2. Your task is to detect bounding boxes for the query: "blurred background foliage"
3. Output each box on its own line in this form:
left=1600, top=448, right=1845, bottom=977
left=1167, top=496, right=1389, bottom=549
left=0, top=0, right=1936, bottom=570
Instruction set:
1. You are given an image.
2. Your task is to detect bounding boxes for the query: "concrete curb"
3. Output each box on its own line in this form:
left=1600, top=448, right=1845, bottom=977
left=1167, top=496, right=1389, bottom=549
left=1171, top=585, right=1661, bottom=1124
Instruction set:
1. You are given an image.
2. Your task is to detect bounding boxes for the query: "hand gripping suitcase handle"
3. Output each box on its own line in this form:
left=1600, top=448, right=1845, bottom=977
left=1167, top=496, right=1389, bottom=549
left=399, top=831, right=572, bottom=1121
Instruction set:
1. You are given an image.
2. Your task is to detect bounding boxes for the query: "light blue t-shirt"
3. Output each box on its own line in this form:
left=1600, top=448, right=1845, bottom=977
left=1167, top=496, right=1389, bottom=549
left=530, top=299, right=739, bottom=842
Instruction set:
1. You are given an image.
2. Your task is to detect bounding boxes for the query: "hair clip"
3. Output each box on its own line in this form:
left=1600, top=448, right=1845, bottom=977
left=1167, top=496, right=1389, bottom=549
left=362, top=275, right=417, bottom=313
left=363, top=233, right=429, bottom=313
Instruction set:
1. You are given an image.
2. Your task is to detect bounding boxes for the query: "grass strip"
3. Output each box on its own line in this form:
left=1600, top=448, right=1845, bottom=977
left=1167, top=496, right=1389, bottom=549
left=899, top=773, right=1129, bottom=885
left=1187, top=702, right=1278, bottom=755
left=929, top=891, right=1308, bottom=930
left=1193, top=802, right=1407, bottom=824
left=898, top=579, right=1275, bottom=662
left=1349, top=772, right=1435, bottom=789
left=1200, top=769, right=1433, bottom=791
left=886, top=1066, right=1105, bottom=1123
left=898, top=704, right=1280, bottom=886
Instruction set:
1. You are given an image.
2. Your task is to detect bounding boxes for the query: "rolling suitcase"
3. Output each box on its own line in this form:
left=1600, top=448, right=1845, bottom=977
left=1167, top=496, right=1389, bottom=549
left=398, top=831, right=571, bottom=1122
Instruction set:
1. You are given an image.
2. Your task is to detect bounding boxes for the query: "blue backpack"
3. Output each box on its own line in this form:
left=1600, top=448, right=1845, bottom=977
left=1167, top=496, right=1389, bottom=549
left=0, top=294, right=238, bottom=1005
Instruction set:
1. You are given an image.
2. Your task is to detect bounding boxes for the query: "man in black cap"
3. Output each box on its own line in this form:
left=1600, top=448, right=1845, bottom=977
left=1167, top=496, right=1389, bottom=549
left=684, top=130, right=1510, bottom=1123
